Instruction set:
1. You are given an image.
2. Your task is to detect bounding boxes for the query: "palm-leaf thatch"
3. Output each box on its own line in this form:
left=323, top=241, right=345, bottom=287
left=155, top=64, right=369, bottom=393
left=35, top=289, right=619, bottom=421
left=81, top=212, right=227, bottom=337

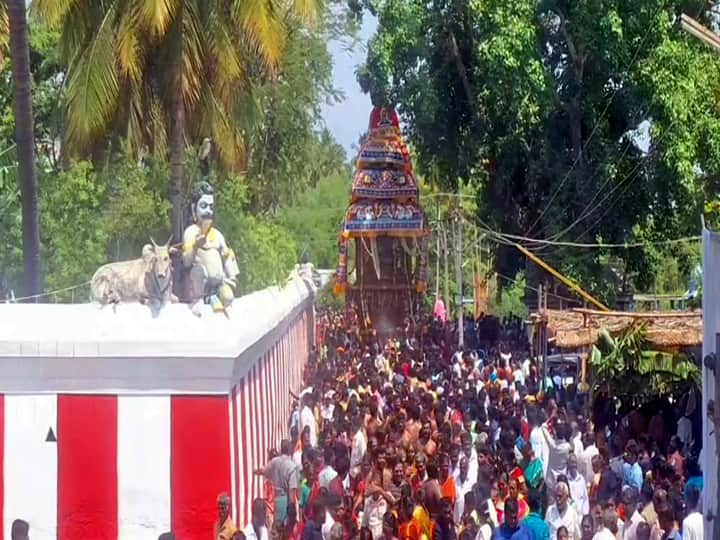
left=531, top=308, right=702, bottom=349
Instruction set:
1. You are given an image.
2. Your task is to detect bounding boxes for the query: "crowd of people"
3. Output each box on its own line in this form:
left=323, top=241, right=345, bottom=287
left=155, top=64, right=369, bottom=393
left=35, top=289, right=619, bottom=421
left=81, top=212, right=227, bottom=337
left=215, top=308, right=705, bottom=540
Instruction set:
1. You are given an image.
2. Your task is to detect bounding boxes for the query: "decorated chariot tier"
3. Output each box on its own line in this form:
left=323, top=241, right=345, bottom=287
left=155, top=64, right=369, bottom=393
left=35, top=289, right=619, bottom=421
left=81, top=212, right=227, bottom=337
left=335, top=107, right=430, bottom=327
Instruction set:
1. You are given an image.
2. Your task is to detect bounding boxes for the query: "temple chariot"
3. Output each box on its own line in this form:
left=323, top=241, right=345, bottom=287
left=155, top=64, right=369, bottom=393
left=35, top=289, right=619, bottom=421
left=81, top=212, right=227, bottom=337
left=334, top=108, right=430, bottom=334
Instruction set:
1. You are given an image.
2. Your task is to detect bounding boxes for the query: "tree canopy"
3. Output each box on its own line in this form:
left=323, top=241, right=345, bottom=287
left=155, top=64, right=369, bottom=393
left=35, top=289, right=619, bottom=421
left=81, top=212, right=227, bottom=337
left=359, top=0, right=715, bottom=302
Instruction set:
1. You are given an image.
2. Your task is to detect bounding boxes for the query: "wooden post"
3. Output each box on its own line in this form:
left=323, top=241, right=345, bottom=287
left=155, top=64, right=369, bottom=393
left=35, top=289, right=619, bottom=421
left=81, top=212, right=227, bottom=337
left=539, top=283, right=548, bottom=390
left=455, top=202, right=464, bottom=349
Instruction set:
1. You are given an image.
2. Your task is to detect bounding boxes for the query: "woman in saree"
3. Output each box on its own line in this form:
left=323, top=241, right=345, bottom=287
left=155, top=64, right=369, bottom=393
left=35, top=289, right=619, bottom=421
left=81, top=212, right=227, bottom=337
left=520, top=439, right=543, bottom=492
left=507, top=471, right=529, bottom=520
left=519, top=437, right=545, bottom=516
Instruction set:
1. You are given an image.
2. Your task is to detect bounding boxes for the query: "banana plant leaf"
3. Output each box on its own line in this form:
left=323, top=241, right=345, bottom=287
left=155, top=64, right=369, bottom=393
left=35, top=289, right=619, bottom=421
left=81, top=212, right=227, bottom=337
left=589, top=323, right=700, bottom=403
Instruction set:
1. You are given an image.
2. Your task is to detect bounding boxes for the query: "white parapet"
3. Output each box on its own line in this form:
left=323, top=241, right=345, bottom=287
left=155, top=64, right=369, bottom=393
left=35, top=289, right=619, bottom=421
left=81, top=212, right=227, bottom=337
left=0, top=272, right=315, bottom=394
left=702, top=226, right=718, bottom=539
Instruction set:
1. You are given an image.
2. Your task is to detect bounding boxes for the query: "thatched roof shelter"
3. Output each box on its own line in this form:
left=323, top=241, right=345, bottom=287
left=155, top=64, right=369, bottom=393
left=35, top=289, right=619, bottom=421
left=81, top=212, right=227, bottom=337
left=529, top=308, right=703, bottom=349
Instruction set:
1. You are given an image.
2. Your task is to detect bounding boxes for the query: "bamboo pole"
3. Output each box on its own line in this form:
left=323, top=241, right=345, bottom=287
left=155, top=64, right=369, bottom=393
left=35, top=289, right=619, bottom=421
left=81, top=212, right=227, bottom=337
left=681, top=13, right=720, bottom=53
left=515, top=243, right=610, bottom=311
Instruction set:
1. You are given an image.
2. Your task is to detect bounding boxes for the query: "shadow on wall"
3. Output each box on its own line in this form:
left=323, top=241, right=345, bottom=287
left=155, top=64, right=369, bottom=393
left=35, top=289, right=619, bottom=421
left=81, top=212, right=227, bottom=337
left=11, top=519, right=29, bottom=540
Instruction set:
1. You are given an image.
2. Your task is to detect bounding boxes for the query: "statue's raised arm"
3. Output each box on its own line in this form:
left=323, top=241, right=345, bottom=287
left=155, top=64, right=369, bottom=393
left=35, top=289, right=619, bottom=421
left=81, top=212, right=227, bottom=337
left=183, top=181, right=240, bottom=316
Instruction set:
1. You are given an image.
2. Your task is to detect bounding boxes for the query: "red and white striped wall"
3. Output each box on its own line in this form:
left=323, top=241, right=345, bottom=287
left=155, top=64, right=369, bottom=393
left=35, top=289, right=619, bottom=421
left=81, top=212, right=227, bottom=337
left=0, top=394, right=231, bottom=540
left=0, top=273, right=315, bottom=540
left=231, top=308, right=309, bottom=527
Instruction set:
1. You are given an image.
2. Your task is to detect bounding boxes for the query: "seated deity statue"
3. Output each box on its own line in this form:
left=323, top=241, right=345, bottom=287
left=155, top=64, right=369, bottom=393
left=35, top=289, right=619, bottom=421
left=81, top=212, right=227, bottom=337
left=182, top=181, right=240, bottom=316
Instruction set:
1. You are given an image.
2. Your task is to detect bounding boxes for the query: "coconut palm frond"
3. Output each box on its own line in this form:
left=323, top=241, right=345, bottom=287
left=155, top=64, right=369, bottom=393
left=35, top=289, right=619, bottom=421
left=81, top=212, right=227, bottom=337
left=32, top=0, right=80, bottom=28
left=179, top=0, right=204, bottom=106
left=0, top=0, right=8, bottom=64
left=290, top=0, right=322, bottom=26
left=64, top=4, right=120, bottom=151
left=53, top=1, right=95, bottom=66
left=207, top=3, right=247, bottom=101
left=116, top=3, right=145, bottom=82
left=232, top=0, right=287, bottom=72
left=137, top=0, right=178, bottom=36
left=199, top=82, right=246, bottom=171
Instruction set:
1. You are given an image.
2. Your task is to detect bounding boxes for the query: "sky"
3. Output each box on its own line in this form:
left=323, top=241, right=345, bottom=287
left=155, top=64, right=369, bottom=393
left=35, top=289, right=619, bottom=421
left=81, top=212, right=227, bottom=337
left=321, top=15, right=378, bottom=156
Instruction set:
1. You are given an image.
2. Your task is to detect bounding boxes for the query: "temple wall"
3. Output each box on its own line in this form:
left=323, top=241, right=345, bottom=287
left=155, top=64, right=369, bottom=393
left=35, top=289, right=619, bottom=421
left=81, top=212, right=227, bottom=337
left=702, top=226, right=718, bottom=540
left=0, top=272, right=315, bottom=539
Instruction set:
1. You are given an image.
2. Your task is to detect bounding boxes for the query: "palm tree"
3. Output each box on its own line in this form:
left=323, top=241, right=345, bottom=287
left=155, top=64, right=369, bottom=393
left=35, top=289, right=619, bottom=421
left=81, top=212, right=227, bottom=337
left=34, top=0, right=321, bottom=241
left=7, top=0, right=43, bottom=297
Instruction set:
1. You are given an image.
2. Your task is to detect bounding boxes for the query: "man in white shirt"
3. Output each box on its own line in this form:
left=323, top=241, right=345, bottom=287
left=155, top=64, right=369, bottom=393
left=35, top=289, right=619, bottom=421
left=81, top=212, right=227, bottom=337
left=321, top=502, right=337, bottom=540
left=320, top=391, right=335, bottom=422
left=361, top=485, right=388, bottom=539
left=512, top=363, right=525, bottom=387
left=621, top=487, right=645, bottom=540
left=522, top=357, right=532, bottom=379
left=243, top=498, right=269, bottom=540
left=317, top=447, right=338, bottom=490
left=350, top=417, right=367, bottom=476
left=460, top=432, right=478, bottom=485
left=567, top=454, right=589, bottom=517
left=454, top=456, right=475, bottom=524
left=541, top=421, right=572, bottom=493
left=594, top=509, right=619, bottom=540
left=300, top=394, right=317, bottom=447
left=676, top=413, right=693, bottom=454
left=546, top=482, right=581, bottom=540
left=580, top=431, right=599, bottom=488
left=571, top=421, right=584, bottom=457
left=529, top=410, right=549, bottom=478
left=681, top=486, right=703, bottom=540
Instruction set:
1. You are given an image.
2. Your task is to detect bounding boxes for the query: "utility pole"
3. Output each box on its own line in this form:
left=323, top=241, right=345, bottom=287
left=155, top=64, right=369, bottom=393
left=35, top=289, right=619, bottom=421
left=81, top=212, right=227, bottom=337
left=443, top=225, right=450, bottom=317
left=538, top=283, right=548, bottom=390
left=435, top=196, right=441, bottom=300
left=455, top=200, right=464, bottom=349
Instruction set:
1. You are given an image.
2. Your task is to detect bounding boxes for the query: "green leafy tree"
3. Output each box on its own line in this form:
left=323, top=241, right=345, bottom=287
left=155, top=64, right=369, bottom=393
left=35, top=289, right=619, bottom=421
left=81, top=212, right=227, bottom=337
left=215, top=177, right=299, bottom=294
left=246, top=24, right=347, bottom=213
left=0, top=152, right=22, bottom=297
left=102, top=152, right=173, bottom=260
left=360, top=0, right=719, bottom=302
left=278, top=174, right=349, bottom=268
left=40, top=161, right=109, bottom=297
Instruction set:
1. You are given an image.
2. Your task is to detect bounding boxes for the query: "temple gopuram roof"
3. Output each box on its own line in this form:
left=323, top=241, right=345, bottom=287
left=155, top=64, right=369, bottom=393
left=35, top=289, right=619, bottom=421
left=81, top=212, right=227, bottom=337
left=340, top=107, right=428, bottom=238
